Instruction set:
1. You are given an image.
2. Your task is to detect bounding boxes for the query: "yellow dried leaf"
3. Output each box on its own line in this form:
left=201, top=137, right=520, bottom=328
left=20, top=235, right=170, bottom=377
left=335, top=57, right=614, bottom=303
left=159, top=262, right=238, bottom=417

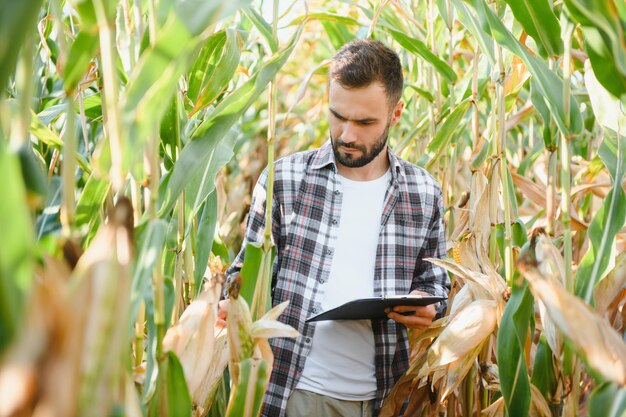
left=163, top=280, right=223, bottom=402
left=520, top=257, right=626, bottom=385
left=441, top=342, right=483, bottom=400
left=425, top=300, right=497, bottom=370
left=529, top=383, right=552, bottom=417
left=595, top=251, right=626, bottom=314
left=482, top=397, right=504, bottom=417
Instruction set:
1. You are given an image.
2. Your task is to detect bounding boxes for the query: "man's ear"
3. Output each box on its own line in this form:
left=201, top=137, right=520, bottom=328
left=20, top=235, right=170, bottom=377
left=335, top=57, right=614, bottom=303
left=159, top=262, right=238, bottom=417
left=390, top=100, right=404, bottom=126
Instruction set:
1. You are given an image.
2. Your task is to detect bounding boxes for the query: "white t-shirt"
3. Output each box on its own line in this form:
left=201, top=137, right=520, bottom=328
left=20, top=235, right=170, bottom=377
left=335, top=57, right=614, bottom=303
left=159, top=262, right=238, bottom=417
left=295, top=169, right=391, bottom=400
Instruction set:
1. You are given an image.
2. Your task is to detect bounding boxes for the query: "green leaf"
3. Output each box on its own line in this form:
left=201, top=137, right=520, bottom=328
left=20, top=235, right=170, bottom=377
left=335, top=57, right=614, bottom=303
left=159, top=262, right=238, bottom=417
left=160, top=351, right=192, bottom=417
left=502, top=0, right=563, bottom=58
left=321, top=20, right=356, bottom=50
left=530, top=78, right=557, bottom=151
left=75, top=175, right=110, bottom=229
left=188, top=28, right=241, bottom=115
left=242, top=7, right=278, bottom=53
left=425, top=99, right=472, bottom=162
left=407, top=84, right=435, bottom=102
left=584, top=60, right=626, bottom=133
left=0, top=143, right=34, bottom=353
left=565, top=0, right=626, bottom=99
left=226, top=358, right=269, bottom=417
left=497, top=283, right=533, bottom=417
left=159, top=26, right=303, bottom=216
left=17, top=144, right=47, bottom=198
left=531, top=335, right=557, bottom=403
left=588, top=382, right=626, bottom=417
left=239, top=243, right=264, bottom=306
left=451, top=0, right=495, bottom=64
left=576, top=132, right=626, bottom=303
left=171, top=0, right=252, bottom=38
left=469, top=0, right=582, bottom=138
left=29, top=114, right=91, bottom=174
left=384, top=27, right=458, bottom=83
left=0, top=0, right=44, bottom=89
left=63, top=29, right=99, bottom=94
left=288, top=12, right=361, bottom=27
left=129, top=220, right=167, bottom=341
left=35, top=176, right=63, bottom=239
left=122, top=16, right=193, bottom=179
left=160, top=91, right=182, bottom=168
left=183, top=126, right=238, bottom=225
left=194, top=192, right=218, bottom=295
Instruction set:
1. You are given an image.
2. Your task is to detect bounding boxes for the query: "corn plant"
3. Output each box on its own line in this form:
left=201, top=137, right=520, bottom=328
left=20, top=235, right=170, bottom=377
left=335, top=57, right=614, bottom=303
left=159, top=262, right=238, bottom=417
left=1, top=0, right=626, bottom=416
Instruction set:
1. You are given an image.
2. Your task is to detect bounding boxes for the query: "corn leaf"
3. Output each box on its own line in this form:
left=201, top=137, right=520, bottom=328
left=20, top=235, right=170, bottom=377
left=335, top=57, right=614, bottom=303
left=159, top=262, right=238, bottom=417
left=225, top=358, right=269, bottom=417
left=451, top=0, right=495, bottom=64
left=242, top=7, right=278, bottom=53
left=424, top=299, right=497, bottom=370
left=182, top=126, right=238, bottom=229
left=239, top=242, right=275, bottom=321
left=576, top=132, right=626, bottom=304
left=149, top=351, right=192, bottom=417
left=34, top=176, right=63, bottom=238
left=520, top=253, right=626, bottom=385
left=129, top=220, right=168, bottom=340
left=584, top=60, right=626, bottom=133
left=497, top=284, right=533, bottom=417
left=288, top=12, right=361, bottom=27
left=0, top=0, right=43, bottom=89
left=469, top=0, right=582, bottom=138
left=0, top=144, right=34, bottom=353
left=321, top=20, right=356, bottom=50
left=565, top=0, right=626, bottom=99
left=194, top=192, right=218, bottom=296
left=63, top=29, right=99, bottom=94
left=75, top=175, right=110, bottom=228
left=588, top=382, right=626, bottom=417
left=187, top=28, right=241, bottom=115
left=384, top=27, right=458, bottom=83
left=531, top=335, right=557, bottom=403
left=425, top=99, right=472, bottom=166
left=502, top=0, right=562, bottom=58
left=594, top=252, right=626, bottom=314
left=159, top=26, right=302, bottom=216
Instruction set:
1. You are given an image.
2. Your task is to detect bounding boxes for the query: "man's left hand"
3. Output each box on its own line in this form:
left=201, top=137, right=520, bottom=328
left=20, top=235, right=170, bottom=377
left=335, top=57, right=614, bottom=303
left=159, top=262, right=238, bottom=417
left=386, top=290, right=436, bottom=333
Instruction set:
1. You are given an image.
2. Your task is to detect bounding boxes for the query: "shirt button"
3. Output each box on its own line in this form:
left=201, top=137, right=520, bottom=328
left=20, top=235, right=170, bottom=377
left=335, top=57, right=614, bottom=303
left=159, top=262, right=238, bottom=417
left=331, top=218, right=338, bottom=225
left=305, top=337, right=311, bottom=344
left=334, top=190, right=340, bottom=195
left=325, top=249, right=333, bottom=255
left=317, top=277, right=325, bottom=284
left=312, top=307, right=319, bottom=313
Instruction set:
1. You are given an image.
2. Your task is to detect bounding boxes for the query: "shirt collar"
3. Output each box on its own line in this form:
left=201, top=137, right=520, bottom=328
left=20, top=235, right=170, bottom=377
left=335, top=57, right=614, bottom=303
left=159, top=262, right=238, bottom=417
left=311, top=139, right=404, bottom=183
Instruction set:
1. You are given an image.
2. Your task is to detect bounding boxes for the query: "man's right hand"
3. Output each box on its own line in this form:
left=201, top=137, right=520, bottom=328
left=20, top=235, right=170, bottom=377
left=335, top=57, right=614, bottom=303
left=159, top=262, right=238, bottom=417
left=217, top=299, right=228, bottom=329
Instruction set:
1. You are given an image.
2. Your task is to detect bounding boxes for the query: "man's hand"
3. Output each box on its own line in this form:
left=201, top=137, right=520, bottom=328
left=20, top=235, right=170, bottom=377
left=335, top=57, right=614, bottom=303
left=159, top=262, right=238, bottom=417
left=216, top=299, right=228, bottom=329
left=386, top=290, right=436, bottom=333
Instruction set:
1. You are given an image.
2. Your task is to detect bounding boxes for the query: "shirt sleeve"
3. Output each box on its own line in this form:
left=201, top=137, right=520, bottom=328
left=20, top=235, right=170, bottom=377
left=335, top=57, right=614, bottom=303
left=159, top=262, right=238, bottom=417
left=411, top=186, right=450, bottom=317
left=224, top=167, right=282, bottom=297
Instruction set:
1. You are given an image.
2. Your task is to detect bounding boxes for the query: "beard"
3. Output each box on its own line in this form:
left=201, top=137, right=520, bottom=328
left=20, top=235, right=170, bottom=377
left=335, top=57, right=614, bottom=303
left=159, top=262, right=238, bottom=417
left=331, top=122, right=390, bottom=168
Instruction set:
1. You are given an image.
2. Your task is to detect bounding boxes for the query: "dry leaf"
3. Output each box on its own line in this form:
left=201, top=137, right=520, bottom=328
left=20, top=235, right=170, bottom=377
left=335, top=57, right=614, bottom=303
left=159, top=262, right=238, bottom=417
left=424, top=300, right=497, bottom=371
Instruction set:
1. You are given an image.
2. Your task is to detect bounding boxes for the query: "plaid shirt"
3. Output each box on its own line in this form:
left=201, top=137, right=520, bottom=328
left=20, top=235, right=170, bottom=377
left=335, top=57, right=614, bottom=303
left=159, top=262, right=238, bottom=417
left=226, top=140, right=449, bottom=416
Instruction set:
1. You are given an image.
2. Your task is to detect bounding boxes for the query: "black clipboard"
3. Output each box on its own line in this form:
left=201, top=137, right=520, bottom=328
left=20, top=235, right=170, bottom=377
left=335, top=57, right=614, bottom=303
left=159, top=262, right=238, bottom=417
left=305, top=295, right=446, bottom=322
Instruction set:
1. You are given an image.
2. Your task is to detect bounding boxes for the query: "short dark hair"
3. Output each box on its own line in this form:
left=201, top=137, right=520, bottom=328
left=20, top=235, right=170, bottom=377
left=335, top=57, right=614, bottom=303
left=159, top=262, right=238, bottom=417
left=329, top=39, right=404, bottom=107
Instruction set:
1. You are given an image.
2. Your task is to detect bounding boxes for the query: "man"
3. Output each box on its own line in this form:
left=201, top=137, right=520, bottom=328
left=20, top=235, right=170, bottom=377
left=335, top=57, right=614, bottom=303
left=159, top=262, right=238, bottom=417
left=223, top=39, right=449, bottom=417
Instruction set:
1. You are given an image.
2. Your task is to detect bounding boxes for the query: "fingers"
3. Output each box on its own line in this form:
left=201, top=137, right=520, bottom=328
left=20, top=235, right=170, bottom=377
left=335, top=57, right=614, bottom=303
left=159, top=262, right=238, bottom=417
left=387, top=304, right=436, bottom=330
left=216, top=299, right=229, bottom=329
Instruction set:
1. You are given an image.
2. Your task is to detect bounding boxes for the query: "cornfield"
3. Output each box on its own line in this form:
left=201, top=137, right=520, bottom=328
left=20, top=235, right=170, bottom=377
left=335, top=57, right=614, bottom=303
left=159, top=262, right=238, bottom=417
left=1, top=0, right=625, bottom=416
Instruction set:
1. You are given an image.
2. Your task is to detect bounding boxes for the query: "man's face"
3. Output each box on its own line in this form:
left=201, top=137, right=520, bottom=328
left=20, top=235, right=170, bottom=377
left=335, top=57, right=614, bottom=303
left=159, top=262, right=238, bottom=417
left=328, top=81, right=402, bottom=169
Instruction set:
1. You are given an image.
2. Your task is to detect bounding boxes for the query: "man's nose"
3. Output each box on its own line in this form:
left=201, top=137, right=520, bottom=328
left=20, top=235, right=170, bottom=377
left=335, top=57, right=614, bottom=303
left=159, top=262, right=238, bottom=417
left=340, top=122, right=357, bottom=143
